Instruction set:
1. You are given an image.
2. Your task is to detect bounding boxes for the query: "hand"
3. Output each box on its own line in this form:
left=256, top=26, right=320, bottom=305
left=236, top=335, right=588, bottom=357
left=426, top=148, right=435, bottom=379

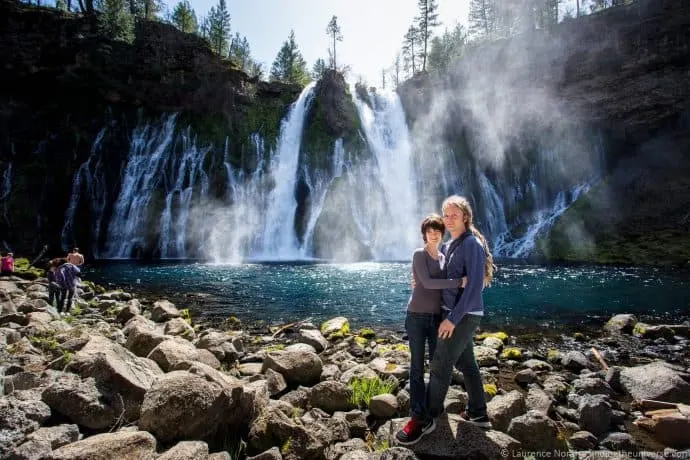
left=438, top=319, right=455, bottom=339
left=411, top=276, right=416, bottom=289
left=461, top=276, right=468, bottom=288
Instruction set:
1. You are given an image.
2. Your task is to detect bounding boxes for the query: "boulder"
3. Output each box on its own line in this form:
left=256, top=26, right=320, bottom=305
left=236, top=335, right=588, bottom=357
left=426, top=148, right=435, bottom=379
left=262, top=350, right=323, bottom=386
left=619, top=361, right=690, bottom=404
left=51, top=430, right=157, bottom=460
left=139, top=370, right=242, bottom=444
left=378, top=414, right=520, bottom=459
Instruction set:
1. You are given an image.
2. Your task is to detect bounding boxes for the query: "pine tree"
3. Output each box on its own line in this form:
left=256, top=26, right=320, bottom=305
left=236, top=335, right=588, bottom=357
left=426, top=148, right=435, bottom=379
left=312, top=58, right=327, bottom=80
left=171, top=0, right=197, bottom=34
left=468, top=0, right=496, bottom=41
left=326, top=15, right=343, bottom=70
left=416, top=0, right=440, bottom=72
left=428, top=23, right=467, bottom=73
left=207, top=0, right=231, bottom=56
left=402, top=26, right=420, bottom=76
left=269, top=30, right=311, bottom=86
left=98, top=0, right=134, bottom=42
left=229, top=33, right=251, bottom=71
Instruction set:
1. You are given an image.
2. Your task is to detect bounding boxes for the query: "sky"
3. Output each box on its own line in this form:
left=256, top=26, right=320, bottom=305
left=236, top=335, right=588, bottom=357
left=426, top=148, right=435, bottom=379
left=176, top=0, right=473, bottom=85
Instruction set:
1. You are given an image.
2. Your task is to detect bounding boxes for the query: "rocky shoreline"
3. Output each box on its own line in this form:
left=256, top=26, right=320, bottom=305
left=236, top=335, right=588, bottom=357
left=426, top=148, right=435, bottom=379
left=1, top=275, right=689, bottom=460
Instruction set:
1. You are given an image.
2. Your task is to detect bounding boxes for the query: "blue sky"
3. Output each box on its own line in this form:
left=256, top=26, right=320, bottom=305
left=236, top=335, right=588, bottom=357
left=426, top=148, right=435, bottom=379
left=175, top=0, right=472, bottom=85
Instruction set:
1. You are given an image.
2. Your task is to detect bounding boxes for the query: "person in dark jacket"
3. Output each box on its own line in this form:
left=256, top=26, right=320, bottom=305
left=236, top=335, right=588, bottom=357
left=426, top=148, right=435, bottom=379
left=396, top=195, right=496, bottom=444
left=55, top=259, right=81, bottom=314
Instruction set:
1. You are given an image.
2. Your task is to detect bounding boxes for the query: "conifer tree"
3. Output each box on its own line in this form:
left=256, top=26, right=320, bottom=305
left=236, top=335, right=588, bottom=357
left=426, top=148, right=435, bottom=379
left=229, top=33, right=251, bottom=70
left=269, top=30, right=311, bottom=86
left=207, top=0, right=231, bottom=56
left=468, top=0, right=496, bottom=41
left=312, top=58, right=327, bottom=80
left=402, top=26, right=420, bottom=76
left=326, top=15, right=343, bottom=70
left=171, top=0, right=197, bottom=34
left=416, top=0, right=440, bottom=72
left=98, top=0, right=134, bottom=42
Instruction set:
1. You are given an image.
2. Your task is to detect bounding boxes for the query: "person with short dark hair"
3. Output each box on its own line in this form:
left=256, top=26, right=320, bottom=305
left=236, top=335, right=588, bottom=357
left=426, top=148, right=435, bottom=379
left=55, top=259, right=80, bottom=315
left=395, top=213, right=465, bottom=446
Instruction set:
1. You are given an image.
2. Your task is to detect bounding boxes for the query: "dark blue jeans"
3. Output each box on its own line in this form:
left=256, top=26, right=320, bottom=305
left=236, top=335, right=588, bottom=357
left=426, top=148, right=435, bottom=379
left=405, top=311, right=442, bottom=419
left=424, top=314, right=487, bottom=421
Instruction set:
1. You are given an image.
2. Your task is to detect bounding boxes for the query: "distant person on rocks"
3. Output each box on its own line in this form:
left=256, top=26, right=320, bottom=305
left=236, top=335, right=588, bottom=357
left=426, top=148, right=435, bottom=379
left=66, top=247, right=84, bottom=267
left=396, top=195, right=495, bottom=445
left=1, top=252, right=15, bottom=275
left=55, top=258, right=81, bottom=315
left=46, top=258, right=60, bottom=307
left=396, top=214, right=466, bottom=446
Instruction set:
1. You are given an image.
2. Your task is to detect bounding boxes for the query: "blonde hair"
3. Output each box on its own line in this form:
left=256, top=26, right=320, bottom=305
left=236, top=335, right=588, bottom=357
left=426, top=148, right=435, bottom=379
left=442, top=195, right=496, bottom=286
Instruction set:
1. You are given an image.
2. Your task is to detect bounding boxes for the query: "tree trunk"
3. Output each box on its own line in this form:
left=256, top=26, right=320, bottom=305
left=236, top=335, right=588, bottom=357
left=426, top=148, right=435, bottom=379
left=332, top=34, right=336, bottom=69
left=576, top=0, right=580, bottom=16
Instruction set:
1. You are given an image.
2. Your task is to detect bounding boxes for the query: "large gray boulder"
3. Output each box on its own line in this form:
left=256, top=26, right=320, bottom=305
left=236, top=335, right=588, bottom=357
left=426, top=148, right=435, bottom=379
left=51, top=430, right=157, bottom=460
left=66, top=335, right=162, bottom=422
left=619, top=362, right=690, bottom=404
left=262, top=350, right=323, bottom=386
left=42, top=374, right=119, bottom=430
left=139, top=370, right=243, bottom=444
left=378, top=414, right=520, bottom=459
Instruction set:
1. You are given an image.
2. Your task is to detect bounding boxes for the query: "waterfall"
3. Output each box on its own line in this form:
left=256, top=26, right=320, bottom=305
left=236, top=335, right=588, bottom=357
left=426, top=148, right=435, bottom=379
left=257, top=83, right=316, bottom=260
left=352, top=89, right=419, bottom=260
left=495, top=183, right=591, bottom=257
left=299, top=138, right=347, bottom=258
left=158, top=127, right=211, bottom=258
left=61, top=128, right=107, bottom=256
left=1, top=162, right=12, bottom=225
left=104, top=115, right=178, bottom=258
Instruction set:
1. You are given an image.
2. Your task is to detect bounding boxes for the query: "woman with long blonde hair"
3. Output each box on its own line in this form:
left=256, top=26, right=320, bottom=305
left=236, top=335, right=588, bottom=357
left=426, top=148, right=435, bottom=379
left=396, top=195, right=495, bottom=444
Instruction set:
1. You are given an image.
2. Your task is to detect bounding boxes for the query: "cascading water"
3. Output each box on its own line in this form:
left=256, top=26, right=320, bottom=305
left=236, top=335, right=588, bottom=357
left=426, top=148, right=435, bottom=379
left=351, top=89, right=419, bottom=260
left=158, top=127, right=211, bottom=258
left=104, top=115, right=178, bottom=258
left=1, top=162, right=12, bottom=225
left=495, top=183, right=591, bottom=257
left=298, top=138, right=347, bottom=258
left=61, top=129, right=107, bottom=256
left=257, top=83, right=316, bottom=260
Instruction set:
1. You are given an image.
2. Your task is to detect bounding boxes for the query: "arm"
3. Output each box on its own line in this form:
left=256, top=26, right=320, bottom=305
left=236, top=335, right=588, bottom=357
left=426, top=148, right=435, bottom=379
left=446, top=240, right=485, bottom=325
left=413, top=251, right=459, bottom=290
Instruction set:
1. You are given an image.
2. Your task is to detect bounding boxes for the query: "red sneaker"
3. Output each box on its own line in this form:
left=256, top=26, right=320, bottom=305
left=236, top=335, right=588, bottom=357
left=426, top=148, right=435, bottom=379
left=395, top=417, right=436, bottom=445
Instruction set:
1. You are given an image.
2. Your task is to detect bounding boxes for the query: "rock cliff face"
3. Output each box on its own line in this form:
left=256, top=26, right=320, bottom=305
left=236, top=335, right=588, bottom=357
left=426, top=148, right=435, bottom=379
left=397, top=0, right=690, bottom=265
left=0, top=0, right=300, bottom=257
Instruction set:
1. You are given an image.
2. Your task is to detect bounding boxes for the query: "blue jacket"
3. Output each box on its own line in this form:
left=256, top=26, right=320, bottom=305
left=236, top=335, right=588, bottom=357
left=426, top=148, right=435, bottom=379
left=441, top=231, right=486, bottom=325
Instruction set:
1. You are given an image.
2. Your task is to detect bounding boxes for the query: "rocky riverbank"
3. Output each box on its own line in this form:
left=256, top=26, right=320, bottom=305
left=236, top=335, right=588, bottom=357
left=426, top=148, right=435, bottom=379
left=1, top=276, right=689, bottom=460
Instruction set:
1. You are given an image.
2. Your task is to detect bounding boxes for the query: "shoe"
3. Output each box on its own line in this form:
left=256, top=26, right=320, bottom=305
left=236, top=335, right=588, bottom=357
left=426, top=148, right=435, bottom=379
left=395, top=417, right=436, bottom=446
left=460, top=411, right=492, bottom=429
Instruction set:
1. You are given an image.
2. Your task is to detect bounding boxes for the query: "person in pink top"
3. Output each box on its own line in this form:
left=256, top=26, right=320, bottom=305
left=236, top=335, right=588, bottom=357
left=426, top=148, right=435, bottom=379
left=1, top=252, right=15, bottom=275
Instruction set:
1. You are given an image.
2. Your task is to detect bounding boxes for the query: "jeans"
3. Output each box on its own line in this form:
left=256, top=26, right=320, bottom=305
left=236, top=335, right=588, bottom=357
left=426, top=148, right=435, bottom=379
left=48, top=285, right=59, bottom=307
left=58, top=288, right=74, bottom=313
left=405, top=311, right=442, bottom=418
left=424, top=314, right=487, bottom=421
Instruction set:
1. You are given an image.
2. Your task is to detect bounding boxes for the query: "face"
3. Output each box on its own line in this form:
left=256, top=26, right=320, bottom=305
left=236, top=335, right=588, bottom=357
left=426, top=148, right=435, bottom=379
left=425, top=228, right=443, bottom=246
left=442, top=206, right=467, bottom=234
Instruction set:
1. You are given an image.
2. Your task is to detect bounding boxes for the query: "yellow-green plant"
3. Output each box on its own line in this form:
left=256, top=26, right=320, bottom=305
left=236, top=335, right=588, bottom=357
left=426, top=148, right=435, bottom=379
left=348, top=377, right=397, bottom=408
left=180, top=308, right=192, bottom=325
left=281, top=437, right=293, bottom=455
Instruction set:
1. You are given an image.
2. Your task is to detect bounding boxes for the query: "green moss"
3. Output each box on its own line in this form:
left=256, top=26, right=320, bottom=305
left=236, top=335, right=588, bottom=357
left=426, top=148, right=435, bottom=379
left=547, top=349, right=562, bottom=362
left=573, top=332, right=586, bottom=341
left=483, top=383, right=498, bottom=398
left=358, top=328, right=376, bottom=339
left=476, top=331, right=509, bottom=342
left=633, top=322, right=648, bottom=336
left=378, top=343, right=410, bottom=355
left=354, top=336, right=369, bottom=347
left=12, top=258, right=44, bottom=279
left=280, top=437, right=293, bottom=455
left=264, top=344, right=285, bottom=352
left=500, top=347, right=522, bottom=360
